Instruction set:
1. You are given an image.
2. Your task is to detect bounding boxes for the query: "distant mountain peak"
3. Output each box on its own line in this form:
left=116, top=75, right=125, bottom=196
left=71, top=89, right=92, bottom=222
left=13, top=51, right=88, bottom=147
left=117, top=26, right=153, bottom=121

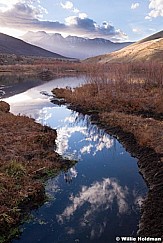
left=0, top=32, right=71, bottom=59
left=21, top=31, right=133, bottom=59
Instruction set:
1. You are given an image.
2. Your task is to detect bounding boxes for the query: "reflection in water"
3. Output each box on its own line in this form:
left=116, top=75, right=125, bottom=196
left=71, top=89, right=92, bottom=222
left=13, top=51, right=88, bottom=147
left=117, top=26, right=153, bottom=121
left=34, top=106, right=147, bottom=242
left=7, top=78, right=147, bottom=243
left=57, top=177, right=128, bottom=223
left=3, top=76, right=85, bottom=116
left=37, top=107, right=114, bottom=160
left=64, top=167, right=78, bottom=184
left=60, top=178, right=128, bottom=240
left=58, top=113, right=114, bottom=158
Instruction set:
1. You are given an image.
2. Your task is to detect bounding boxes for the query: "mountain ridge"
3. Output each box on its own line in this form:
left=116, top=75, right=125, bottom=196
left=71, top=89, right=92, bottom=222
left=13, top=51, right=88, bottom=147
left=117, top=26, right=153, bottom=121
left=84, top=30, right=163, bottom=63
left=21, top=31, right=133, bottom=59
left=138, top=30, right=163, bottom=44
left=0, top=32, right=70, bottom=59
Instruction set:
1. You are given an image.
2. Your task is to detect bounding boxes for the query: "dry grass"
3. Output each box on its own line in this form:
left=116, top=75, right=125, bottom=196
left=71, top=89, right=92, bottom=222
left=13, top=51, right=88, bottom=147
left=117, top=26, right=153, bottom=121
left=53, top=81, right=163, bottom=116
left=0, top=101, right=73, bottom=238
left=53, top=62, right=163, bottom=116
left=52, top=61, right=163, bottom=239
left=0, top=101, right=10, bottom=112
left=0, top=59, right=80, bottom=77
left=0, top=58, right=82, bottom=87
left=100, top=112, right=163, bottom=154
left=52, top=62, right=163, bottom=154
left=84, top=36, right=163, bottom=64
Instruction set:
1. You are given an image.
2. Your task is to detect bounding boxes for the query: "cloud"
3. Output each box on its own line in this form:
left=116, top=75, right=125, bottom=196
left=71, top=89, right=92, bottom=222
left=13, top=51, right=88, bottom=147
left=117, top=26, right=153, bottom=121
left=56, top=177, right=145, bottom=240
left=80, top=144, right=93, bottom=154
left=64, top=15, right=127, bottom=40
left=78, top=12, right=88, bottom=19
left=131, top=3, right=140, bottom=9
left=0, top=0, right=127, bottom=41
left=37, top=109, right=114, bottom=159
left=56, top=125, right=87, bottom=157
left=0, top=2, right=66, bottom=31
left=132, top=28, right=142, bottom=33
left=146, top=0, right=163, bottom=19
left=61, top=1, right=73, bottom=10
left=60, top=1, right=79, bottom=14
left=0, top=1, right=48, bottom=27
left=0, top=0, right=41, bottom=12
left=0, top=0, right=20, bottom=10
left=57, top=178, right=129, bottom=239
left=55, top=112, right=114, bottom=157
left=65, top=15, right=96, bottom=31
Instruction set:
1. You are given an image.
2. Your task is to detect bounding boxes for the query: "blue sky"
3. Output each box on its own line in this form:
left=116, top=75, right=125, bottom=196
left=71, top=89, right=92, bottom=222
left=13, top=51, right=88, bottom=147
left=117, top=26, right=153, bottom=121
left=0, top=0, right=162, bottom=41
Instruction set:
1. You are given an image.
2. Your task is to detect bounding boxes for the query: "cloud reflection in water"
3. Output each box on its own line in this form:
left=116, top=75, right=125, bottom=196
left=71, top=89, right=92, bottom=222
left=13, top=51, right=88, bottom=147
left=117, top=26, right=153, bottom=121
left=57, top=178, right=129, bottom=239
left=35, top=106, right=145, bottom=240
left=37, top=106, right=114, bottom=160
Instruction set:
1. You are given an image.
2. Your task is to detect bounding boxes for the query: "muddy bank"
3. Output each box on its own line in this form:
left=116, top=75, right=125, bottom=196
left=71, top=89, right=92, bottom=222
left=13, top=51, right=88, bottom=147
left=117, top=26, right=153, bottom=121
left=0, top=101, right=75, bottom=242
left=51, top=93, right=163, bottom=239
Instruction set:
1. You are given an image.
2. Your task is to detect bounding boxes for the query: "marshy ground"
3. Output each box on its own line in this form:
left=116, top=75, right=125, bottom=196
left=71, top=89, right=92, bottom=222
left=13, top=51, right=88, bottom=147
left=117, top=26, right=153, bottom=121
left=0, top=101, right=75, bottom=242
left=0, top=59, right=81, bottom=98
left=0, top=60, right=162, bottom=241
left=52, top=61, right=163, bottom=238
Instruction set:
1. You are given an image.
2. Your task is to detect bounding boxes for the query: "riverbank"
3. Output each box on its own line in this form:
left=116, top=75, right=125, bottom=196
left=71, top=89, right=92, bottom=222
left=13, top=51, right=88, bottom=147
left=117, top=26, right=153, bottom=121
left=0, top=59, right=83, bottom=99
left=52, top=84, right=163, bottom=238
left=0, top=79, right=44, bottom=98
left=0, top=101, right=75, bottom=242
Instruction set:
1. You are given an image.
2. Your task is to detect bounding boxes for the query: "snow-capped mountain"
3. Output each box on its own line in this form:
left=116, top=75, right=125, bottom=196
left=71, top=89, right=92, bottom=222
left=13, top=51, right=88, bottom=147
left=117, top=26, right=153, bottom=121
left=21, top=31, right=133, bottom=59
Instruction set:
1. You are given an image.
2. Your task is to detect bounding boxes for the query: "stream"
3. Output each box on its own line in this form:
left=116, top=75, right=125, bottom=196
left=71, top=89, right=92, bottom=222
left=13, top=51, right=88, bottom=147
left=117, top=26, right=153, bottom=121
left=4, top=76, right=148, bottom=243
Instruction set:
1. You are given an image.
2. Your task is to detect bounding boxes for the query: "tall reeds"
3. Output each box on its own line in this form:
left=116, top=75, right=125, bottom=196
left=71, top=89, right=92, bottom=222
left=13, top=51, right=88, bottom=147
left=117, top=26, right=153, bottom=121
left=54, top=62, right=163, bottom=116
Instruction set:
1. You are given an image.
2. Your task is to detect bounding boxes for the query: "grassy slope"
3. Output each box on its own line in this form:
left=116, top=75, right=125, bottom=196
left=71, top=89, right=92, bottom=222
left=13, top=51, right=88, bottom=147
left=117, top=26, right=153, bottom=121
left=84, top=31, right=163, bottom=64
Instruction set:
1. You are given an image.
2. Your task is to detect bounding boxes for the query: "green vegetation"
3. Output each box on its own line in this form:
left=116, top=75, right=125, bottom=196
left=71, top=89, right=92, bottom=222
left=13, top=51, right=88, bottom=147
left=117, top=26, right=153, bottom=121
left=3, top=160, right=26, bottom=179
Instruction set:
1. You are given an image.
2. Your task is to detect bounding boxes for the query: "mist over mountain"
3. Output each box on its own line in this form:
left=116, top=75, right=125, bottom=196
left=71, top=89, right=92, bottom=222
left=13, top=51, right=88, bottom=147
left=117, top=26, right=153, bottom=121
left=21, top=31, right=133, bottom=59
left=0, top=33, right=69, bottom=59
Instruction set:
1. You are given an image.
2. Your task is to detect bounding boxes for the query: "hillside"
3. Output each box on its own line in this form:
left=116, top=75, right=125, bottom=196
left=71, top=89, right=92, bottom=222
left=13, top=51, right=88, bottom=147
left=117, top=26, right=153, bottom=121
left=84, top=30, right=163, bottom=63
left=138, top=30, right=163, bottom=44
left=0, top=33, right=69, bottom=59
left=21, top=31, right=133, bottom=59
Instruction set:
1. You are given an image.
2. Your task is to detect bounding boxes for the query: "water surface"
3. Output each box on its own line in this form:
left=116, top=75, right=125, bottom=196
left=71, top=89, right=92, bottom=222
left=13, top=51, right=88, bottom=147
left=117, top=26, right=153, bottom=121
left=4, top=77, right=147, bottom=243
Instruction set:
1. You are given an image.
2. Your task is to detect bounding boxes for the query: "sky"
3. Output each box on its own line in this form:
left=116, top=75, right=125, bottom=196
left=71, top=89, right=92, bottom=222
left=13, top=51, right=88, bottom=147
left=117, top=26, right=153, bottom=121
left=0, top=0, right=162, bottom=42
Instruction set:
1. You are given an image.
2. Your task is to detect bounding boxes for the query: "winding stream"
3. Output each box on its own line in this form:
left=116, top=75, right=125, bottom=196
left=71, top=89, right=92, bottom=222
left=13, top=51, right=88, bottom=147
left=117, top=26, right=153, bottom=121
left=4, top=77, right=148, bottom=243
